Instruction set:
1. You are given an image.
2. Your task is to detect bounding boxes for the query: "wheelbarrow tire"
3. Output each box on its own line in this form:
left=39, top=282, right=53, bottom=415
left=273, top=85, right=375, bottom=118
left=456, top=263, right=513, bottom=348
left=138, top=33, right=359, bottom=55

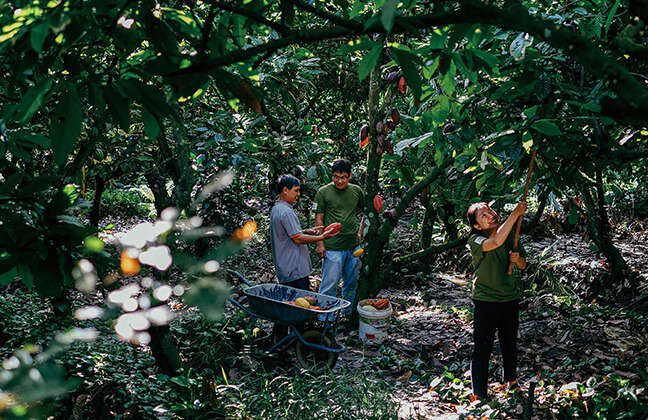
left=295, top=330, right=338, bottom=373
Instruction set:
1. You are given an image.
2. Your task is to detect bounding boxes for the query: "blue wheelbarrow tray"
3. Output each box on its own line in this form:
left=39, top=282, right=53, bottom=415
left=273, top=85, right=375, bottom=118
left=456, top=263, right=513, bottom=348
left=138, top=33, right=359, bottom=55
left=242, top=283, right=351, bottom=325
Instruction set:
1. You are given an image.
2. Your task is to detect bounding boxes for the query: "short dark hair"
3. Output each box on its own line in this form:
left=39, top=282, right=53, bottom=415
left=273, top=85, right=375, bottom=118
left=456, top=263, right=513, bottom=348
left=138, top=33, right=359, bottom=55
left=466, top=202, right=488, bottom=235
left=276, top=174, right=300, bottom=194
left=331, top=159, right=352, bottom=175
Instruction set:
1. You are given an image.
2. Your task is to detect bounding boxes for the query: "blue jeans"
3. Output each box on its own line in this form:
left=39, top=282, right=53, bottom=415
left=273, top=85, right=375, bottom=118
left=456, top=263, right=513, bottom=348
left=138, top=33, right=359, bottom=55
left=318, top=248, right=361, bottom=319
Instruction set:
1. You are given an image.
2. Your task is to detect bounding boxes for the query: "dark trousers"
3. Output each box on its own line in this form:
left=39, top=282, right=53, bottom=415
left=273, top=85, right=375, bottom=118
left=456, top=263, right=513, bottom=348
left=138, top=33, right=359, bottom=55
left=470, top=299, right=520, bottom=398
left=273, top=277, right=310, bottom=339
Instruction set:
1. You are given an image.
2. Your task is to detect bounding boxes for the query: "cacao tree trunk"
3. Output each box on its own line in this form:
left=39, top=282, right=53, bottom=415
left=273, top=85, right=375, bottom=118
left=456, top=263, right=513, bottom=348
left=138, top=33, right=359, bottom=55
left=169, top=123, right=198, bottom=216
left=420, top=206, right=436, bottom=249
left=145, top=168, right=173, bottom=216
left=148, top=325, right=184, bottom=376
left=579, top=174, right=635, bottom=301
left=89, top=175, right=107, bottom=226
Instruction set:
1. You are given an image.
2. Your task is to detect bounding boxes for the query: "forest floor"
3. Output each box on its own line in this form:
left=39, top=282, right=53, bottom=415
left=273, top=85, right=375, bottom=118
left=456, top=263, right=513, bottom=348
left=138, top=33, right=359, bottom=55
left=222, top=215, right=648, bottom=419
left=95, top=214, right=648, bottom=419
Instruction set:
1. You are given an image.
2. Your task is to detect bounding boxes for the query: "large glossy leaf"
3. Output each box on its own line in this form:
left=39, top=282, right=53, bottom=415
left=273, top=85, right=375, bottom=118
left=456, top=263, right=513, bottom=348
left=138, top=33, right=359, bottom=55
left=50, top=86, right=82, bottom=166
left=380, top=0, right=399, bottom=34
left=8, top=76, right=53, bottom=123
left=358, top=45, right=382, bottom=82
left=103, top=86, right=131, bottom=131
left=30, top=22, right=49, bottom=53
left=144, top=10, right=179, bottom=56
left=531, top=120, right=562, bottom=136
left=391, top=47, right=423, bottom=98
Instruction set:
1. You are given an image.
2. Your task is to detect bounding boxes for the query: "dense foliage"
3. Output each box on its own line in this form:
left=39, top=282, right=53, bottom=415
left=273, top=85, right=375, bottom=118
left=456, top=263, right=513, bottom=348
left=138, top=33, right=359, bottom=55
left=1, top=0, right=648, bottom=417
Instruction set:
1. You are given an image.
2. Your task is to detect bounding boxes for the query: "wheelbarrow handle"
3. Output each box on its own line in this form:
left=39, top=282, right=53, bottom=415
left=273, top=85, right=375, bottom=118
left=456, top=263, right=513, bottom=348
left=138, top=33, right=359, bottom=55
left=227, top=269, right=253, bottom=286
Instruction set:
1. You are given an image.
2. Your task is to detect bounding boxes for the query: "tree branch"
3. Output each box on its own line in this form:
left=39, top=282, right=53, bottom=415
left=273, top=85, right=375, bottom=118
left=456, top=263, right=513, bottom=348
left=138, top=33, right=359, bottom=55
left=395, top=236, right=468, bottom=265
left=202, top=0, right=292, bottom=35
left=283, top=0, right=363, bottom=30
left=165, top=3, right=648, bottom=125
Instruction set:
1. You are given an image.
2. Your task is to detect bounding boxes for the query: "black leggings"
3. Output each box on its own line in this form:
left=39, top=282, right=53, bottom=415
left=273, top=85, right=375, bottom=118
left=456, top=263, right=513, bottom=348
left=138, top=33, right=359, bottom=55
left=470, top=299, right=520, bottom=398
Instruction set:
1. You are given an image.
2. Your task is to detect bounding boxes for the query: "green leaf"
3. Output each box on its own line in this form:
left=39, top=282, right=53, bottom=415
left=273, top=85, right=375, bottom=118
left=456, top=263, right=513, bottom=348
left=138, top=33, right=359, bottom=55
left=568, top=205, right=579, bottom=225
left=142, top=107, right=160, bottom=139
left=11, top=76, right=54, bottom=123
left=605, top=0, right=620, bottom=37
left=145, top=11, right=179, bottom=55
left=17, top=264, right=34, bottom=289
left=337, top=39, right=379, bottom=56
left=0, top=267, right=17, bottom=287
left=439, top=60, right=457, bottom=95
left=103, top=86, right=131, bottom=131
left=30, top=22, right=49, bottom=53
left=391, top=47, right=423, bottom=98
left=279, top=1, right=295, bottom=27
left=523, top=106, right=537, bottom=119
left=431, top=96, right=451, bottom=124
left=380, top=0, right=399, bottom=34
left=398, top=165, right=416, bottom=187
left=32, top=256, right=65, bottom=298
left=161, top=8, right=201, bottom=38
left=531, top=120, right=562, bottom=136
left=358, top=45, right=382, bottom=82
left=11, top=131, right=50, bottom=149
left=50, top=86, right=82, bottom=166
left=429, top=27, right=447, bottom=49
left=510, top=32, right=534, bottom=61
left=471, top=49, right=500, bottom=74
left=565, top=100, right=601, bottom=113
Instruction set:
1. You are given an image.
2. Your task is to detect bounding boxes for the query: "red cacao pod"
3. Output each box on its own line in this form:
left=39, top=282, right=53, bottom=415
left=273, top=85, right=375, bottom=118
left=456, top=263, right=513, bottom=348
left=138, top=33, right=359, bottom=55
left=375, top=120, right=384, bottom=134
left=386, top=119, right=396, bottom=132
left=398, top=77, right=407, bottom=94
left=373, top=195, right=383, bottom=212
left=359, top=124, right=369, bottom=141
left=326, top=222, right=342, bottom=234
left=391, top=108, right=401, bottom=125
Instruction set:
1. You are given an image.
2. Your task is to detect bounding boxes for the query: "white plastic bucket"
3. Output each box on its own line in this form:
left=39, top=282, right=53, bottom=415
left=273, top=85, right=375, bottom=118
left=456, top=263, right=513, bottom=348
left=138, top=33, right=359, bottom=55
left=357, top=299, right=392, bottom=345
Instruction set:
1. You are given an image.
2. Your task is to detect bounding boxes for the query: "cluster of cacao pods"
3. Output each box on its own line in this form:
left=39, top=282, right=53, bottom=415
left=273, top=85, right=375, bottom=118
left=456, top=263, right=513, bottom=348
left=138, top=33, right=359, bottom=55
left=283, top=296, right=322, bottom=310
left=362, top=298, right=390, bottom=311
left=359, top=108, right=402, bottom=154
left=374, top=108, right=401, bottom=156
left=386, top=72, right=408, bottom=94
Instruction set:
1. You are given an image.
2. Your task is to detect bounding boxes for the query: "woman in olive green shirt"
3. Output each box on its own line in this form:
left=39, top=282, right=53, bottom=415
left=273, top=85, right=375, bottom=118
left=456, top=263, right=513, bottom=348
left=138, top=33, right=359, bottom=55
left=466, top=200, right=528, bottom=400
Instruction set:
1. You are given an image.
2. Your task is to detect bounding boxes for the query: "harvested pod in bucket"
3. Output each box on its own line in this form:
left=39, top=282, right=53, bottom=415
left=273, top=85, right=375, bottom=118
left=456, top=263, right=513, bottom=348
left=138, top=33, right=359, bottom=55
left=357, top=299, right=392, bottom=345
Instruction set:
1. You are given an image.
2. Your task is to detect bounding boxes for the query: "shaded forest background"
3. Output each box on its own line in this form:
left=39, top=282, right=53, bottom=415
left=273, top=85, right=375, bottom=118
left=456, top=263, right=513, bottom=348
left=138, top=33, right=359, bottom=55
left=1, top=0, right=647, bottom=418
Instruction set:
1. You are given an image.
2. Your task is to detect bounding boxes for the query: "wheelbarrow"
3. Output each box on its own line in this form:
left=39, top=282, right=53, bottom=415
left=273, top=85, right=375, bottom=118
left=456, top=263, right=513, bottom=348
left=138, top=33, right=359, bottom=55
left=227, top=270, right=350, bottom=372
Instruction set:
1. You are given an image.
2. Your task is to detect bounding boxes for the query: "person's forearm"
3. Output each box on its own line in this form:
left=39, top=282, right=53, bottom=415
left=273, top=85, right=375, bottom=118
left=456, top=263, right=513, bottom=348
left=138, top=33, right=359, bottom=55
left=315, top=213, right=325, bottom=245
left=292, top=234, right=326, bottom=245
left=483, top=213, right=520, bottom=251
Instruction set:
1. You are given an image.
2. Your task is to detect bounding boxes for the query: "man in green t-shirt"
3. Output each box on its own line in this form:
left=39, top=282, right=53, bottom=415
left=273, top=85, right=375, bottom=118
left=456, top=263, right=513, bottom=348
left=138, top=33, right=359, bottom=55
left=313, top=159, right=364, bottom=317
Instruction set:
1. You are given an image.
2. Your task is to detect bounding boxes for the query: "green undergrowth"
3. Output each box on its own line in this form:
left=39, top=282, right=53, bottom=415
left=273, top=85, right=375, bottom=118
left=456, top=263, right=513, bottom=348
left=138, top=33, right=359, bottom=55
left=0, top=290, right=399, bottom=419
